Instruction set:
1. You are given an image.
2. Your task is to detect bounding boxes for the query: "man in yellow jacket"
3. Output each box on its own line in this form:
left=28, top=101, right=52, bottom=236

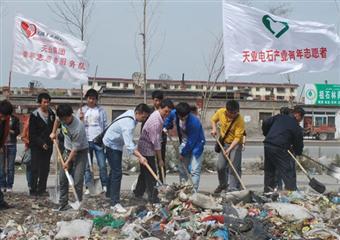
left=211, top=100, right=245, bottom=193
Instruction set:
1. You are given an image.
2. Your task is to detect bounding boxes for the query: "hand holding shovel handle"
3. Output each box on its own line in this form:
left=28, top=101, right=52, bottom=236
left=53, top=139, right=81, bottom=204
left=144, top=161, right=163, bottom=186
left=215, top=137, right=246, bottom=190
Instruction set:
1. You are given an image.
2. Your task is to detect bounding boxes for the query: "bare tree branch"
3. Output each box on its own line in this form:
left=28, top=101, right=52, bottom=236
left=48, top=0, right=94, bottom=43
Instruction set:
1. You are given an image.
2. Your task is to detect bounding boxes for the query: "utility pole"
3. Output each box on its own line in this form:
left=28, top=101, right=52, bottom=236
left=142, top=0, right=147, bottom=103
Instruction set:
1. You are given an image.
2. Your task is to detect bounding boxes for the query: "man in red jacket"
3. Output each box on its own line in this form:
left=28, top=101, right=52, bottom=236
left=0, top=100, right=13, bottom=210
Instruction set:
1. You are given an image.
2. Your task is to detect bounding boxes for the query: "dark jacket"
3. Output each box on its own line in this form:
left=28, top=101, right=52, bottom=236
left=29, top=108, right=55, bottom=150
left=164, top=110, right=205, bottom=158
left=0, top=116, right=10, bottom=148
left=262, top=114, right=304, bottom=155
left=6, top=115, right=20, bottom=144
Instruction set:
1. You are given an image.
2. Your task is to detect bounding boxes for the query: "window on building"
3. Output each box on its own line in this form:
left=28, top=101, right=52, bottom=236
left=88, top=81, right=93, bottom=86
left=328, top=116, right=335, bottom=127
left=196, top=85, right=203, bottom=90
left=259, top=112, right=272, bottom=122
left=265, top=87, right=272, bottom=92
left=216, top=86, right=221, bottom=90
left=98, top=82, right=107, bottom=87
left=255, top=95, right=261, bottom=99
left=277, top=96, right=285, bottom=100
left=154, top=83, right=161, bottom=89
left=256, top=87, right=260, bottom=91
left=265, top=95, right=272, bottom=100
left=174, top=85, right=179, bottom=89
left=277, top=87, right=285, bottom=93
left=290, top=88, right=295, bottom=93
left=111, top=110, right=126, bottom=122
left=112, top=82, right=120, bottom=87
left=123, top=83, right=129, bottom=88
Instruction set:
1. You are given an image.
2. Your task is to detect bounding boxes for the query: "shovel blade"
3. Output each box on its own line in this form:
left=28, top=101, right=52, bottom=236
left=69, top=200, right=81, bottom=210
left=309, top=178, right=326, bottom=194
left=88, top=178, right=102, bottom=196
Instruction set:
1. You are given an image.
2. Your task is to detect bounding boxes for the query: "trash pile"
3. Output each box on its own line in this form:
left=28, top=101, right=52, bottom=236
left=0, top=184, right=339, bottom=239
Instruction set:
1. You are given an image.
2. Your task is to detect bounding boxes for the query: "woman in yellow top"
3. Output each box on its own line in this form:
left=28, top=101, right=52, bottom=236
left=211, top=100, right=245, bottom=193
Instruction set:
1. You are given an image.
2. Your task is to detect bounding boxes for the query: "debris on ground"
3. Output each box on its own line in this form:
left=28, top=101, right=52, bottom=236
left=0, top=184, right=339, bottom=239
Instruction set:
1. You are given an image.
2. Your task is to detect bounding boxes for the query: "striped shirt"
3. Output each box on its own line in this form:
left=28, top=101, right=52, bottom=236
left=138, top=110, right=163, bottom=156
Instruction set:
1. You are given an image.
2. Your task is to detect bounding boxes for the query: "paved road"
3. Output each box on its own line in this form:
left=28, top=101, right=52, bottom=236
left=10, top=173, right=339, bottom=194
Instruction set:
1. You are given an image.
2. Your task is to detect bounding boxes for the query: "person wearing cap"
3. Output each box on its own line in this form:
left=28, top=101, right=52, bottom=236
left=262, top=106, right=305, bottom=193
left=78, top=89, right=108, bottom=194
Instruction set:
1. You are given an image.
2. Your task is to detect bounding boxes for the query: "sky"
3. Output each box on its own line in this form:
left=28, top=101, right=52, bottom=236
left=0, top=0, right=340, bottom=89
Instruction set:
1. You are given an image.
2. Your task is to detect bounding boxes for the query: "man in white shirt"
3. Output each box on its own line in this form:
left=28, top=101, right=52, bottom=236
left=78, top=89, right=108, bottom=193
left=103, top=103, right=151, bottom=213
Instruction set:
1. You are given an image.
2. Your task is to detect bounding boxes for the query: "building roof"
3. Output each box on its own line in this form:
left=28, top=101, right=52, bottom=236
left=88, top=76, right=299, bottom=88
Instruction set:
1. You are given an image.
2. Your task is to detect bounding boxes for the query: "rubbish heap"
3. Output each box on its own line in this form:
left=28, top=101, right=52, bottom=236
left=0, top=183, right=339, bottom=239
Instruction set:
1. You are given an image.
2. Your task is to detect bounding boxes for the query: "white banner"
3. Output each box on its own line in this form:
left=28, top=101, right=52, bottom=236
left=222, top=2, right=340, bottom=78
left=12, top=15, right=88, bottom=83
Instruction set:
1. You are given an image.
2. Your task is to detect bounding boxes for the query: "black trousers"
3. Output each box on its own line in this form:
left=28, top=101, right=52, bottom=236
left=158, top=139, right=167, bottom=183
left=31, top=147, right=52, bottom=193
left=133, top=155, right=159, bottom=203
left=264, top=144, right=297, bottom=193
left=0, top=188, right=4, bottom=204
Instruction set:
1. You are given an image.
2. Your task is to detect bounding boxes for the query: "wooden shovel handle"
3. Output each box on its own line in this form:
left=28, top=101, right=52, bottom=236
left=144, top=161, right=163, bottom=186
left=288, top=150, right=309, bottom=177
left=215, top=137, right=246, bottom=190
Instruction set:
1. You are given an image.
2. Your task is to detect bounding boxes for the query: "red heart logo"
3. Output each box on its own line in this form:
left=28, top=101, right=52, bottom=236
left=21, top=21, right=37, bottom=38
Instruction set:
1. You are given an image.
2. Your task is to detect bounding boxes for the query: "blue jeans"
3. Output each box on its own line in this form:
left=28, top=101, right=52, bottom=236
left=0, top=145, right=17, bottom=188
left=178, top=143, right=203, bottom=191
left=85, top=141, right=108, bottom=187
left=106, top=147, right=123, bottom=206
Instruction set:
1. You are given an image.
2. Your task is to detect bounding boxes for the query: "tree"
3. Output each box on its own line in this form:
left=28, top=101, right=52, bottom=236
left=132, top=0, right=165, bottom=103
left=48, top=0, right=94, bottom=42
left=200, top=34, right=224, bottom=126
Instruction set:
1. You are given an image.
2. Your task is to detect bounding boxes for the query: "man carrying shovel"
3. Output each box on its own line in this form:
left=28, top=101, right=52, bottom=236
left=50, top=104, right=89, bottom=211
left=262, top=106, right=305, bottom=193
left=163, top=102, right=205, bottom=191
left=134, top=99, right=174, bottom=204
left=211, top=100, right=245, bottom=193
left=103, top=103, right=151, bottom=214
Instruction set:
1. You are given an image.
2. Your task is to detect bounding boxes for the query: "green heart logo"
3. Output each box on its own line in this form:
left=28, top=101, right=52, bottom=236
left=262, top=15, right=289, bottom=38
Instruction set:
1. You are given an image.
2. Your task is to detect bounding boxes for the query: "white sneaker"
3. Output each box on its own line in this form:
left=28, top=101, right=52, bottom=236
left=84, top=189, right=90, bottom=195
left=102, top=186, right=107, bottom=193
left=6, top=188, right=13, bottom=192
left=110, top=203, right=127, bottom=214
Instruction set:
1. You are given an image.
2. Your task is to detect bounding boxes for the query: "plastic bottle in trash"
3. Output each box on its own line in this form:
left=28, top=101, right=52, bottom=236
left=331, top=196, right=340, bottom=204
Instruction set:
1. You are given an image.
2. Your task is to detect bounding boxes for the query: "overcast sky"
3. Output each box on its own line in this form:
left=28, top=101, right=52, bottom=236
left=0, top=0, right=339, bottom=89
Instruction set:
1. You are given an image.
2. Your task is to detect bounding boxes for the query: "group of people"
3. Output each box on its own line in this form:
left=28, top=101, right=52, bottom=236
left=0, top=88, right=305, bottom=212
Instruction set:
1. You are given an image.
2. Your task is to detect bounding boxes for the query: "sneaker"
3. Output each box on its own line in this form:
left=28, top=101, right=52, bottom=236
left=214, top=185, right=227, bottom=194
left=110, top=203, right=127, bottom=214
left=102, top=186, right=107, bottom=193
left=57, top=203, right=71, bottom=211
left=0, top=188, right=6, bottom=193
left=84, top=189, right=90, bottom=195
left=6, top=188, right=12, bottom=192
left=0, top=201, right=12, bottom=210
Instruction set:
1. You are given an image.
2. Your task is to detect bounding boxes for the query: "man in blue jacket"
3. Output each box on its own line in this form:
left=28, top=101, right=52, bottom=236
left=163, top=102, right=205, bottom=191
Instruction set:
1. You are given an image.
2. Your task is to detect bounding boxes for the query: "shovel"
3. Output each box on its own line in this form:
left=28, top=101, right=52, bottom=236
left=215, top=137, right=246, bottom=190
left=288, top=150, right=326, bottom=194
left=86, top=154, right=102, bottom=196
left=144, top=161, right=170, bottom=194
left=180, top=160, right=197, bottom=193
left=54, top=140, right=81, bottom=210
left=302, top=154, right=340, bottom=181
